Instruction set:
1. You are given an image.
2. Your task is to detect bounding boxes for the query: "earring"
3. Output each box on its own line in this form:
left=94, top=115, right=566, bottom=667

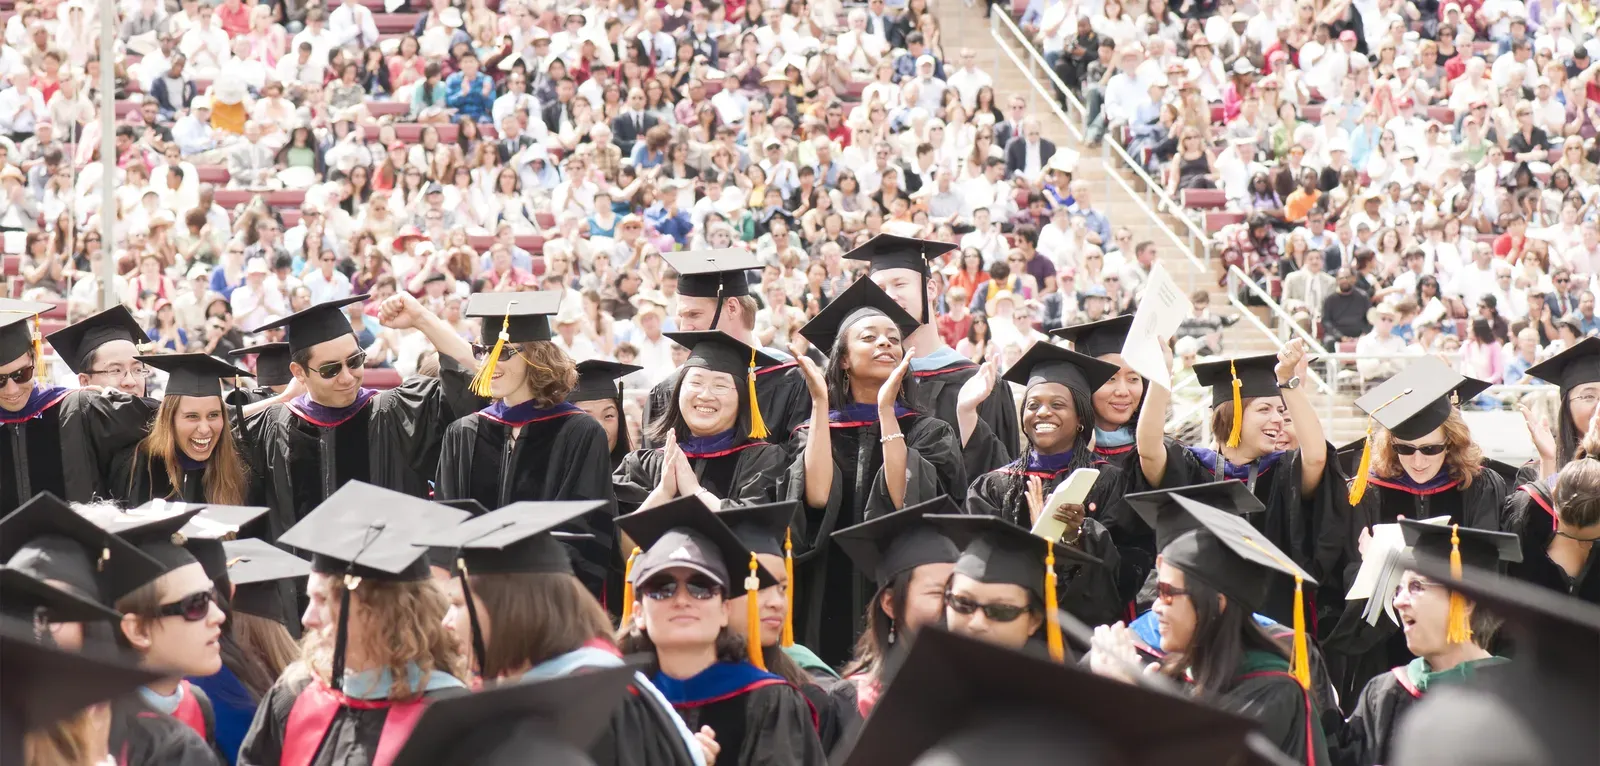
left=887, top=620, right=897, bottom=645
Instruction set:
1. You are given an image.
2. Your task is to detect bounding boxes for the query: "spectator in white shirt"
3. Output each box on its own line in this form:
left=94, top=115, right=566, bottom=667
left=172, top=97, right=222, bottom=159
left=230, top=258, right=288, bottom=330
left=0, top=71, right=44, bottom=140
left=624, top=301, right=677, bottom=386
left=302, top=247, right=354, bottom=303
left=959, top=207, right=1007, bottom=266
left=178, top=4, right=228, bottom=79
left=275, top=41, right=324, bottom=87
left=1356, top=304, right=1408, bottom=384
left=944, top=48, right=991, bottom=110
left=328, top=0, right=379, bottom=51
left=290, top=9, right=338, bottom=67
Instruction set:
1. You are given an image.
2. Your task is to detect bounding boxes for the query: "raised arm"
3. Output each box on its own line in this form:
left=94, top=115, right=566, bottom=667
left=1276, top=339, right=1326, bottom=495
left=1137, top=339, right=1174, bottom=487
left=377, top=291, right=477, bottom=371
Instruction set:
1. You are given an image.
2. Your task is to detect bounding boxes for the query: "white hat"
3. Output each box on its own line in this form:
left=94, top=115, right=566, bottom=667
left=1232, top=59, right=1257, bottom=75
left=191, top=96, right=212, bottom=110
left=246, top=258, right=269, bottom=275
left=438, top=7, right=463, bottom=27
left=1394, top=55, right=1412, bottom=68
left=916, top=54, right=936, bottom=68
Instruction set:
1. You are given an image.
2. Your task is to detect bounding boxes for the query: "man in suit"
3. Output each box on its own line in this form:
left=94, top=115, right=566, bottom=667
left=994, top=94, right=1029, bottom=150
left=610, top=86, right=658, bottom=156
left=227, top=120, right=275, bottom=187
left=864, top=0, right=891, bottom=41
left=1549, top=267, right=1582, bottom=318
left=541, top=76, right=577, bottom=135
left=1003, top=118, right=1055, bottom=182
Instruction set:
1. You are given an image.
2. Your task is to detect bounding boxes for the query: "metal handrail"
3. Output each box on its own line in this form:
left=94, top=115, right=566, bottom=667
left=1225, top=265, right=1333, bottom=356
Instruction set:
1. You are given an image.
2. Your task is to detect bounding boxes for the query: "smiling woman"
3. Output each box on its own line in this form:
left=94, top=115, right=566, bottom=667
left=110, top=354, right=256, bottom=507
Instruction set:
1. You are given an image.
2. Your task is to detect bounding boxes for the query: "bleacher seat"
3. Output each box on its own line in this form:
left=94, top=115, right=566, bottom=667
left=366, top=101, right=410, bottom=118
left=535, top=212, right=555, bottom=228
left=376, top=13, right=420, bottom=34
left=1210, top=104, right=1224, bottom=124
left=212, top=190, right=255, bottom=209
left=363, top=367, right=404, bottom=389
left=1427, top=106, right=1455, bottom=124
left=1302, top=105, right=1322, bottom=123
left=2, top=255, right=18, bottom=278
left=196, top=166, right=229, bottom=184
left=1183, top=189, right=1227, bottom=209
left=1205, top=211, right=1247, bottom=232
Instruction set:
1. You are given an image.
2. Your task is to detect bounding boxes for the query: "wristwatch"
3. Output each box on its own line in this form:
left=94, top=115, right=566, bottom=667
left=1278, top=376, right=1301, bottom=390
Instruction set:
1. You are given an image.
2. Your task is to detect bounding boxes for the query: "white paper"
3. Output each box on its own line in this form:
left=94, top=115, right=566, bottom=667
left=1417, top=296, right=1447, bottom=327
left=1119, top=262, right=1193, bottom=391
left=1344, top=515, right=1452, bottom=626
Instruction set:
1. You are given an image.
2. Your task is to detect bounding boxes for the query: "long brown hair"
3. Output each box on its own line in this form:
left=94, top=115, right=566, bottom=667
left=24, top=708, right=100, bottom=766
left=231, top=611, right=300, bottom=695
left=1373, top=408, right=1481, bottom=488
left=300, top=577, right=464, bottom=701
left=472, top=572, right=614, bottom=679
left=506, top=341, right=578, bottom=407
left=132, top=394, right=250, bottom=505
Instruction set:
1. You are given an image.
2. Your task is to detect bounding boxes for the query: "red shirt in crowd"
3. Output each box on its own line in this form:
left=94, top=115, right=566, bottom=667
left=217, top=0, right=252, bottom=36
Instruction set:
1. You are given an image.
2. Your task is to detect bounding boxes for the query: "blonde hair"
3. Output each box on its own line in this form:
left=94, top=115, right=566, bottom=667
left=507, top=340, right=579, bottom=408
left=1373, top=408, right=1481, bottom=488
left=300, top=577, right=464, bottom=702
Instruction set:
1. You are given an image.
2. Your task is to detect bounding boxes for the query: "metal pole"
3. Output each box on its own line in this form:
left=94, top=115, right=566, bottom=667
left=99, top=0, right=117, bottom=311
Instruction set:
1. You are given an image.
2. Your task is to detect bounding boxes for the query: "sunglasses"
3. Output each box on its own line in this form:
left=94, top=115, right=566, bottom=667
left=640, top=575, right=724, bottom=601
left=157, top=590, right=215, bottom=622
left=1155, top=582, right=1191, bottom=604
left=0, top=363, right=35, bottom=386
left=309, top=350, right=367, bottom=380
left=945, top=592, right=1030, bottom=622
left=1392, top=443, right=1447, bottom=456
left=471, top=343, right=522, bottom=362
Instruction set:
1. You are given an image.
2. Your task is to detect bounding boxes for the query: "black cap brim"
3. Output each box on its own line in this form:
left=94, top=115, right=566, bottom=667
left=615, top=497, right=778, bottom=590
left=844, top=233, right=959, bottom=276
left=714, top=502, right=798, bottom=558
left=831, top=496, right=962, bottom=585
left=664, top=248, right=760, bottom=299
left=797, top=277, right=921, bottom=350
left=277, top=481, right=472, bottom=581
left=1047, top=315, right=1135, bottom=359
left=137, top=353, right=251, bottom=398
left=230, top=342, right=293, bottom=387
left=1192, top=354, right=1281, bottom=408
left=568, top=360, right=642, bottom=402
left=1125, top=480, right=1267, bottom=552
left=44, top=306, right=147, bottom=373
left=0, top=568, right=123, bottom=623
left=999, top=341, right=1120, bottom=393
left=248, top=295, right=368, bottom=355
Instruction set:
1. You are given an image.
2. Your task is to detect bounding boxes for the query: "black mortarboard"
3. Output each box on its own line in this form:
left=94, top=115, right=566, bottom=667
left=424, top=501, right=605, bottom=576
left=229, top=342, right=292, bottom=387
left=0, top=299, right=51, bottom=364
left=1355, top=356, right=1488, bottom=440
left=614, top=497, right=777, bottom=590
left=426, top=499, right=492, bottom=569
left=1157, top=495, right=1317, bottom=610
left=248, top=295, right=368, bottom=354
left=845, top=233, right=959, bottom=277
left=222, top=538, right=311, bottom=621
left=99, top=508, right=204, bottom=597
left=831, top=496, right=961, bottom=585
left=666, top=331, right=780, bottom=379
left=137, top=353, right=250, bottom=398
left=44, top=305, right=147, bottom=373
left=927, top=514, right=1102, bottom=602
left=0, top=493, right=165, bottom=607
left=0, top=567, right=122, bottom=623
left=1390, top=558, right=1600, bottom=766
left=390, top=664, right=637, bottom=766
left=1125, top=480, right=1266, bottom=552
left=664, top=248, right=759, bottom=299
left=1000, top=341, right=1120, bottom=394
left=177, top=504, right=270, bottom=584
left=715, top=502, right=797, bottom=558
left=467, top=291, right=563, bottom=344
left=567, top=360, right=640, bottom=403
left=1399, top=520, right=1522, bottom=573
left=797, top=277, right=921, bottom=350
left=1336, top=438, right=1367, bottom=477
left=1192, top=354, right=1282, bottom=408
left=1525, top=335, right=1600, bottom=394
left=277, top=481, right=472, bottom=582
left=836, top=627, right=1260, bottom=766
left=0, top=623, right=166, bottom=766
left=1047, top=315, right=1135, bottom=359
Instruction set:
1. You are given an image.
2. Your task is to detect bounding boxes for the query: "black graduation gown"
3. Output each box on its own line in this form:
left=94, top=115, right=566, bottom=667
left=965, top=460, right=1129, bottom=626
left=1, top=386, right=154, bottom=513
left=1503, top=482, right=1600, bottom=604
left=909, top=353, right=1019, bottom=477
left=645, top=355, right=812, bottom=447
left=655, top=673, right=825, bottom=766
left=613, top=439, right=790, bottom=508
left=586, top=684, right=702, bottom=766
left=1216, top=651, right=1330, bottom=766
left=108, top=449, right=265, bottom=511
left=1330, top=660, right=1511, bottom=766
left=1161, top=443, right=1351, bottom=630
left=788, top=410, right=966, bottom=666
left=434, top=404, right=619, bottom=603
left=236, top=674, right=466, bottom=766
left=109, top=694, right=224, bottom=766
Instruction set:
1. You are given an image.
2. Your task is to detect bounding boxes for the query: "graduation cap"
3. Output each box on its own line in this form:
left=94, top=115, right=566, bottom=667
left=136, top=353, right=250, bottom=398
left=221, top=538, right=310, bottom=622
left=1399, top=520, right=1522, bottom=645
left=1390, top=557, right=1600, bottom=766
left=425, top=499, right=492, bottom=570
left=173, top=504, right=270, bottom=584
left=464, top=291, right=564, bottom=397
left=663, top=249, right=759, bottom=326
left=0, top=567, right=123, bottom=623
left=1047, top=315, right=1135, bottom=359
left=277, top=481, right=471, bottom=691
left=0, top=299, right=51, bottom=365
left=0, top=623, right=167, bottom=766
left=613, top=497, right=778, bottom=668
left=1192, top=354, right=1281, bottom=449
left=99, top=507, right=205, bottom=599
left=830, top=495, right=961, bottom=586
left=1000, top=341, right=1120, bottom=395
left=925, top=514, right=1103, bottom=663
left=664, top=331, right=780, bottom=439
left=1347, top=357, right=1487, bottom=505
left=248, top=295, right=368, bottom=355
left=1335, top=438, right=1367, bottom=478
left=1158, top=494, right=1318, bottom=688
left=389, top=664, right=638, bottom=766
left=44, top=305, right=148, bottom=374
left=1124, top=480, right=1266, bottom=552
left=0, top=493, right=165, bottom=608
left=836, top=627, right=1260, bottom=766
left=843, top=234, right=959, bottom=324
left=797, top=277, right=921, bottom=351
left=1525, top=335, right=1600, bottom=398
left=568, top=360, right=640, bottom=403
left=716, top=502, right=799, bottom=647
left=229, top=342, right=292, bottom=387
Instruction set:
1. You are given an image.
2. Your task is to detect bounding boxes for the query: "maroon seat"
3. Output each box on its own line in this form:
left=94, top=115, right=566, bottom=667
left=362, top=367, right=404, bottom=389
left=467, top=234, right=494, bottom=252
left=1182, top=188, right=1227, bottom=209
left=376, top=13, right=420, bottom=34
left=281, top=209, right=302, bottom=228
left=1302, top=105, right=1322, bottom=123
left=1205, top=211, right=1247, bottom=232
left=212, top=189, right=255, bottom=209
left=535, top=212, right=555, bottom=228
left=40, top=300, right=67, bottom=319
left=1209, top=104, right=1224, bottom=124
left=115, top=101, right=139, bottom=118
left=195, top=165, right=229, bottom=184
left=366, top=100, right=410, bottom=118
left=264, top=190, right=306, bottom=209
left=2, top=255, right=18, bottom=277
left=1426, top=106, right=1455, bottom=125
left=514, top=235, right=544, bottom=253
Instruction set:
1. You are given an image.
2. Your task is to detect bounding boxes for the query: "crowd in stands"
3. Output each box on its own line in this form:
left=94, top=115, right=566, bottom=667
left=1027, top=0, right=1600, bottom=394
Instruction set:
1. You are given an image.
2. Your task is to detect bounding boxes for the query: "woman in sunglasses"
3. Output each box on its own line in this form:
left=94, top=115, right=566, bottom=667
left=615, top=499, right=826, bottom=766
left=106, top=354, right=257, bottom=508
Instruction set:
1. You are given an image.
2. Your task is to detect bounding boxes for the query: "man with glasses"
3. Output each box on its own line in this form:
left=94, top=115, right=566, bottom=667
left=302, top=244, right=353, bottom=304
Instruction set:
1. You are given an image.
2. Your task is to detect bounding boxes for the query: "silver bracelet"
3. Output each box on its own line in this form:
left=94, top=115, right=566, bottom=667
left=880, top=433, right=906, bottom=444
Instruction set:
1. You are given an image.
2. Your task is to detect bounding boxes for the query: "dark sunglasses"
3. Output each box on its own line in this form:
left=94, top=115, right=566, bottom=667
left=641, top=575, right=724, bottom=601
left=157, top=590, right=215, bottom=622
left=1, top=364, right=35, bottom=385
left=945, top=592, right=1030, bottom=622
left=1155, top=581, right=1191, bottom=604
left=1393, top=443, right=1447, bottom=456
left=471, top=343, right=522, bottom=362
left=310, top=350, right=367, bottom=380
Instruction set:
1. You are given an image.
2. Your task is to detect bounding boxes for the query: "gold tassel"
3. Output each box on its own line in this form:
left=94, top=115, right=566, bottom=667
left=619, top=547, right=641, bottom=629
left=1291, top=574, right=1311, bottom=689
left=1044, top=539, right=1064, bottom=663
left=30, top=315, right=42, bottom=365
left=1226, top=359, right=1244, bottom=448
left=747, top=348, right=768, bottom=440
left=1446, top=525, right=1473, bottom=644
left=1348, top=425, right=1374, bottom=505
left=469, top=303, right=515, bottom=398
left=782, top=528, right=795, bottom=648
left=745, top=553, right=766, bottom=670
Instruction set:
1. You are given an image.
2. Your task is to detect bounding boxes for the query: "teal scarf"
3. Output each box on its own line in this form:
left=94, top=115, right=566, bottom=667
left=1404, top=656, right=1508, bottom=694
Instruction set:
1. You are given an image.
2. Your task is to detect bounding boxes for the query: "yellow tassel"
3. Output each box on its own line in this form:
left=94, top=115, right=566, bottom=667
left=782, top=528, right=795, bottom=648
left=619, top=547, right=641, bottom=629
left=469, top=304, right=515, bottom=398
left=1044, top=539, right=1064, bottom=663
left=30, top=315, right=42, bottom=365
left=1446, top=525, right=1474, bottom=644
left=1226, top=359, right=1244, bottom=448
left=747, top=348, right=768, bottom=440
left=1348, top=427, right=1374, bottom=505
left=745, top=553, right=766, bottom=670
left=1290, top=575, right=1310, bottom=689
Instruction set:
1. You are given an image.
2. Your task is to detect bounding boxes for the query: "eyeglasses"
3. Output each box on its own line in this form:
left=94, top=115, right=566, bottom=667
left=945, top=592, right=1030, bottom=622
left=682, top=378, right=738, bottom=396
left=641, top=575, right=724, bottom=601
left=309, top=350, right=367, bottom=380
left=1396, top=579, right=1439, bottom=598
left=471, top=343, right=522, bottom=362
left=1392, top=443, right=1447, bottom=456
left=156, top=590, right=215, bottom=622
left=86, top=363, right=150, bottom=380
left=1155, top=581, right=1191, bottom=604
left=0, top=364, right=35, bottom=386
